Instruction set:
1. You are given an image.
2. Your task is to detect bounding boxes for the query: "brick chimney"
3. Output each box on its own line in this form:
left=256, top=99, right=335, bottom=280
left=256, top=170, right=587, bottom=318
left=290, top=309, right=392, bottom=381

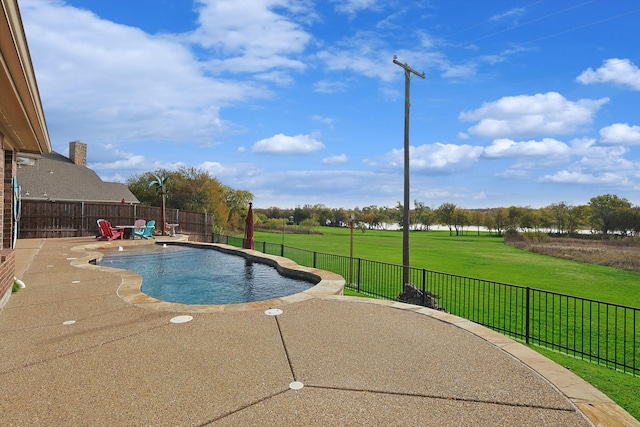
left=69, top=141, right=87, bottom=166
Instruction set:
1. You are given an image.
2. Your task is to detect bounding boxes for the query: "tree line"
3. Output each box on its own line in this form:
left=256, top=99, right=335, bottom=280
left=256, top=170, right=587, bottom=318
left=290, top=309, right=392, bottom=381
left=127, top=167, right=252, bottom=233
left=128, top=169, right=639, bottom=237
left=255, top=194, right=640, bottom=237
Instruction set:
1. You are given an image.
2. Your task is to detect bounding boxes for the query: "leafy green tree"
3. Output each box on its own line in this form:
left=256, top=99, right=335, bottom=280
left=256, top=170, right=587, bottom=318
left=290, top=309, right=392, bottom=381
left=453, top=208, right=469, bottom=235
left=414, top=200, right=434, bottom=231
left=519, top=207, right=538, bottom=231
left=494, top=207, right=507, bottom=236
left=332, top=208, right=349, bottom=226
left=506, top=206, right=524, bottom=231
left=589, top=194, right=632, bottom=235
left=128, top=168, right=252, bottom=233
left=470, top=209, right=484, bottom=235
left=483, top=210, right=496, bottom=235
left=435, top=203, right=457, bottom=235
left=548, top=202, right=571, bottom=234
left=566, top=205, right=587, bottom=234
left=299, top=218, right=320, bottom=233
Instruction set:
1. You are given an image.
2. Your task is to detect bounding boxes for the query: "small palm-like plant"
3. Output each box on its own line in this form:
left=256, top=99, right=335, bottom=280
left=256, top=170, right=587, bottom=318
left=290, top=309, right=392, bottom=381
left=145, top=173, right=170, bottom=235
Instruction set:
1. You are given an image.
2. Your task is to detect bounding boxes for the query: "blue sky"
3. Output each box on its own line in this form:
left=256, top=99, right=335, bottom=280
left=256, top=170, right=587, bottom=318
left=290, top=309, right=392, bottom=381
left=19, top=0, right=640, bottom=209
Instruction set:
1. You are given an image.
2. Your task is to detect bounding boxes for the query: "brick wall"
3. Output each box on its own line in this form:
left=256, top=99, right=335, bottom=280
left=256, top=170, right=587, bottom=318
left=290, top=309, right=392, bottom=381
left=3, top=150, right=12, bottom=249
left=0, top=250, right=15, bottom=309
left=0, top=146, right=16, bottom=309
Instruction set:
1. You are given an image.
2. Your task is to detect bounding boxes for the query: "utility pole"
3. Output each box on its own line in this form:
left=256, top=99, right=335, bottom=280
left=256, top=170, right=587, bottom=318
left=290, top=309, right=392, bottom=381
left=393, top=55, right=425, bottom=287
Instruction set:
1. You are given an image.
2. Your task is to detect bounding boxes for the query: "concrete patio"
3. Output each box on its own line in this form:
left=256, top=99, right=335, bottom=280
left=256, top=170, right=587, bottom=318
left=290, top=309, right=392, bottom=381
left=1, top=237, right=638, bottom=426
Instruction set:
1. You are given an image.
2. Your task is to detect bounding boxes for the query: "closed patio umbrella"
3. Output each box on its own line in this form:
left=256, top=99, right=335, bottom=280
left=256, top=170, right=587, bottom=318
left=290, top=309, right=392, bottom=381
left=243, top=202, right=254, bottom=250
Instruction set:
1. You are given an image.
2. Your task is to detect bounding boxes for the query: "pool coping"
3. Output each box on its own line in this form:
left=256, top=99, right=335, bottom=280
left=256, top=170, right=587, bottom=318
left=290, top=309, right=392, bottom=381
left=69, top=238, right=345, bottom=313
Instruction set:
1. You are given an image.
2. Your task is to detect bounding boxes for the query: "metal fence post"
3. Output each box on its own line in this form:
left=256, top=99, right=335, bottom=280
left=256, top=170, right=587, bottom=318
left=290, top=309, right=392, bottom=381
left=313, top=251, right=317, bottom=268
left=526, top=287, right=531, bottom=344
left=422, top=268, right=426, bottom=306
left=357, top=258, right=361, bottom=293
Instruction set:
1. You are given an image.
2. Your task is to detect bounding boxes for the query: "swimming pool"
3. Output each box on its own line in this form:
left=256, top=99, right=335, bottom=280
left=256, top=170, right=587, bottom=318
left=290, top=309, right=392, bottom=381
left=102, top=244, right=317, bottom=305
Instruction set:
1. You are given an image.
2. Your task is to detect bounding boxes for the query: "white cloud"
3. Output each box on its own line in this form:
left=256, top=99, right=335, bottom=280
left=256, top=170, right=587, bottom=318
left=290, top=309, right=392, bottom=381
left=490, top=7, right=525, bottom=22
left=88, top=155, right=146, bottom=171
left=252, top=133, right=325, bottom=154
left=459, top=92, right=609, bottom=138
left=312, top=115, right=336, bottom=126
left=570, top=137, right=629, bottom=161
left=484, top=138, right=570, bottom=158
left=576, top=58, right=640, bottom=91
left=198, top=161, right=237, bottom=176
left=82, top=143, right=145, bottom=173
left=599, top=123, right=640, bottom=145
left=495, top=167, right=531, bottom=179
left=20, top=0, right=262, bottom=145
left=385, top=143, right=484, bottom=173
left=313, top=80, right=347, bottom=93
left=322, top=154, right=348, bottom=164
left=331, top=0, right=380, bottom=15
left=539, top=170, right=626, bottom=185
left=192, top=0, right=312, bottom=74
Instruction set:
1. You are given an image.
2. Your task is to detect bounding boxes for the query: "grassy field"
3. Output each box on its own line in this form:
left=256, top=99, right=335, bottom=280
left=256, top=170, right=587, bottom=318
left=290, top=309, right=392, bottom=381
left=256, top=228, right=640, bottom=307
left=252, top=227, right=640, bottom=420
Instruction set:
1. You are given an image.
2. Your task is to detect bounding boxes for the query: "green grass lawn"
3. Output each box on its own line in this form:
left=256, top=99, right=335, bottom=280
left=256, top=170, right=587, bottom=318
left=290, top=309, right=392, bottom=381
left=257, top=228, right=640, bottom=307
left=252, top=227, right=640, bottom=420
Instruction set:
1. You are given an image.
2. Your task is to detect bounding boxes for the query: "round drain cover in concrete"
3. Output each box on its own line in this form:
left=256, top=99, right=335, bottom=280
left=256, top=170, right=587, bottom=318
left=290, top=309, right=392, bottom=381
left=63, top=320, right=76, bottom=325
left=289, top=381, right=304, bottom=390
left=170, top=315, right=193, bottom=324
left=265, top=308, right=283, bottom=316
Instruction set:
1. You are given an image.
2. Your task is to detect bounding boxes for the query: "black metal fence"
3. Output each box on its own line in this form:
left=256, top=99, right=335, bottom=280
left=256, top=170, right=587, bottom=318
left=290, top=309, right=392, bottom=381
left=216, top=233, right=639, bottom=376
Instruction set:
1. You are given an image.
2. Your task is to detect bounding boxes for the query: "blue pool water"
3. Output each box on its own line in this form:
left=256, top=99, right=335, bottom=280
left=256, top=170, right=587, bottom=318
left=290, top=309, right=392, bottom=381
left=102, top=244, right=315, bottom=305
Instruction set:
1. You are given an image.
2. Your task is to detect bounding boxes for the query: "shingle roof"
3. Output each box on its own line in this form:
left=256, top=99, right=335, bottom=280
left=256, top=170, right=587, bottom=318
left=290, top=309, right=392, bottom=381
left=17, top=151, right=139, bottom=203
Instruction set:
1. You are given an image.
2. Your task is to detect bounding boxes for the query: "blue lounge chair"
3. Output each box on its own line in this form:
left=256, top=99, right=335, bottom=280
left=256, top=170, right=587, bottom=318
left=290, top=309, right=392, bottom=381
left=134, top=219, right=155, bottom=239
left=132, top=219, right=146, bottom=239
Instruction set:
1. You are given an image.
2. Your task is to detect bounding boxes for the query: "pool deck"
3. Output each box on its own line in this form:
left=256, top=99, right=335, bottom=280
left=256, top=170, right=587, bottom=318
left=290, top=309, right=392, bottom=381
left=2, top=237, right=638, bottom=426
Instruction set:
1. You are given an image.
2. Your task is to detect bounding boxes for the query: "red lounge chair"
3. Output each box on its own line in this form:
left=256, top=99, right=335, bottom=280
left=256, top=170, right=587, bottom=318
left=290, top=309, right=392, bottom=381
left=97, top=219, right=125, bottom=241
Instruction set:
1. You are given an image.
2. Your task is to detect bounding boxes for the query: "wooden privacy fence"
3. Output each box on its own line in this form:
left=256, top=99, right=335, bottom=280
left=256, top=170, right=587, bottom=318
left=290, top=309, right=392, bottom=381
left=18, top=201, right=214, bottom=242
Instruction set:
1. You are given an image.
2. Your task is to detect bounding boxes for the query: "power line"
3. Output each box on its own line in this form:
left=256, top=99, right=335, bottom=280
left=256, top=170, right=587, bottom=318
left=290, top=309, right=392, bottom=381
left=514, top=7, right=640, bottom=47
left=444, top=0, right=547, bottom=39
left=467, top=0, right=596, bottom=44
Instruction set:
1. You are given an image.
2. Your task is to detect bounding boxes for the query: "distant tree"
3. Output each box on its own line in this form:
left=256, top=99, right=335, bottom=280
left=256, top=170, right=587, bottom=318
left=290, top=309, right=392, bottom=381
left=519, top=207, right=538, bottom=231
left=506, top=206, right=524, bottom=231
left=483, top=210, right=496, bottom=235
left=435, top=203, right=457, bottom=235
left=494, top=207, right=507, bottom=236
left=453, top=208, right=469, bottom=236
left=566, top=205, right=587, bottom=234
left=314, top=204, right=333, bottom=226
left=589, top=194, right=632, bottom=235
left=548, top=202, right=571, bottom=234
left=333, top=208, right=349, bottom=226
left=470, top=210, right=484, bottom=235
left=414, top=200, right=434, bottom=231
left=632, top=207, right=640, bottom=236
left=299, top=218, right=320, bottom=233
